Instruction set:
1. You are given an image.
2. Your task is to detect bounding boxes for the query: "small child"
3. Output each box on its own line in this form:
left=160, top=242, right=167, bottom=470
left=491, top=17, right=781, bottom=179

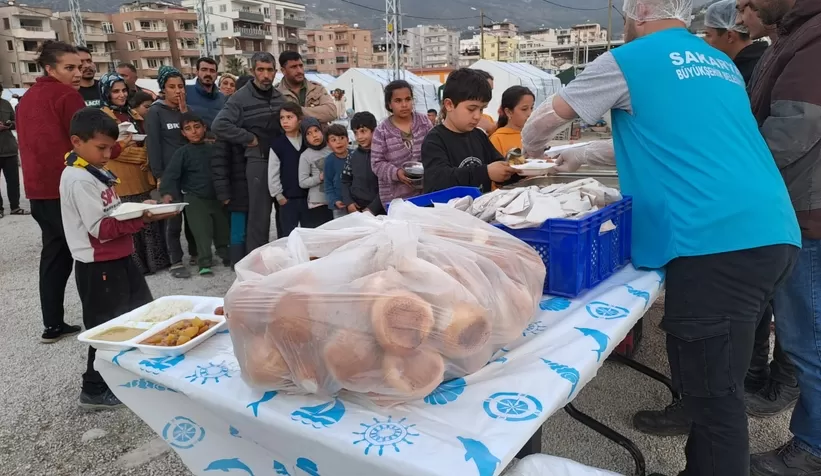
left=59, top=108, right=174, bottom=409
left=324, top=124, right=351, bottom=219
left=341, top=112, right=384, bottom=215
left=297, top=117, right=333, bottom=227
left=160, top=112, right=230, bottom=276
left=421, top=68, right=518, bottom=193
left=269, top=102, right=309, bottom=237
left=489, top=86, right=536, bottom=156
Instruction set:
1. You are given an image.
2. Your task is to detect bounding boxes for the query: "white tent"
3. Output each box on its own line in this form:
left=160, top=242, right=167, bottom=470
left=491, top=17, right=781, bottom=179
left=469, top=60, right=562, bottom=120
left=2, top=88, right=27, bottom=109
left=326, top=69, right=441, bottom=122
left=275, top=72, right=336, bottom=89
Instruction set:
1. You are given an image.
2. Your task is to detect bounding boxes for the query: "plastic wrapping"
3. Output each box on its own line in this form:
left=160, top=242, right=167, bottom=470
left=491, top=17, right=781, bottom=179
left=521, top=94, right=574, bottom=159
left=224, top=200, right=546, bottom=404
left=508, top=454, right=622, bottom=476
left=623, top=0, right=693, bottom=25
left=553, top=139, right=616, bottom=173
left=704, top=0, right=747, bottom=32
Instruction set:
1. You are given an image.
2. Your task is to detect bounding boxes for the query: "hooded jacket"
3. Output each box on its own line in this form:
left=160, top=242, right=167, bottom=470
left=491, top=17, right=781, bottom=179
left=489, top=126, right=523, bottom=157
left=297, top=117, right=331, bottom=208
left=733, top=41, right=768, bottom=86
left=749, top=0, right=821, bottom=238
left=211, top=139, right=248, bottom=212
left=144, top=99, right=187, bottom=179
left=185, top=79, right=226, bottom=128
left=17, top=76, right=86, bottom=200
left=212, top=80, right=286, bottom=163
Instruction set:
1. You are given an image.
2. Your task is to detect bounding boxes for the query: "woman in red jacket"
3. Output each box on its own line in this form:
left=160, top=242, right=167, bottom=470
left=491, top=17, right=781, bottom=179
left=17, top=41, right=88, bottom=343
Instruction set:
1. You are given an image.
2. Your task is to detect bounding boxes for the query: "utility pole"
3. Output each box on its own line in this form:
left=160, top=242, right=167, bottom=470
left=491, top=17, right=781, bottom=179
left=270, top=4, right=280, bottom=63
left=69, top=0, right=86, bottom=47
left=386, top=0, right=401, bottom=79
left=196, top=0, right=211, bottom=57
left=607, top=0, right=613, bottom=50
left=479, top=9, right=484, bottom=60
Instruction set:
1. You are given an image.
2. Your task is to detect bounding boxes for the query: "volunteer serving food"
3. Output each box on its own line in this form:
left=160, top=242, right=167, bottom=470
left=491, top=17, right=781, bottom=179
left=521, top=0, right=800, bottom=473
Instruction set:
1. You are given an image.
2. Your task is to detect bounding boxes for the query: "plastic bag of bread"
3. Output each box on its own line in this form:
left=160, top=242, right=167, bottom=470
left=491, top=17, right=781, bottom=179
left=225, top=201, right=546, bottom=404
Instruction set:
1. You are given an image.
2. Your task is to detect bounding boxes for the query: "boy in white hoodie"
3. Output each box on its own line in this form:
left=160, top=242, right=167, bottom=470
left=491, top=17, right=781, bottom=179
left=297, top=117, right=333, bottom=227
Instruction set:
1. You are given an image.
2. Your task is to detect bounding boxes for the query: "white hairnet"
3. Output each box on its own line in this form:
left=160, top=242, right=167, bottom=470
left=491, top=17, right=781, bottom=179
left=623, top=0, right=693, bottom=26
left=704, top=0, right=747, bottom=32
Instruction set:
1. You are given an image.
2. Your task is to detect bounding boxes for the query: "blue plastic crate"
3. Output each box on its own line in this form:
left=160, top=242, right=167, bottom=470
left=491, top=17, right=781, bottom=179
left=405, top=187, right=483, bottom=207
left=497, top=197, right=633, bottom=298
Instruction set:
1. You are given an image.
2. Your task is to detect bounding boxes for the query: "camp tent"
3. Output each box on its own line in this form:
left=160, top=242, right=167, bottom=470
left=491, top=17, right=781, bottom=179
left=2, top=88, right=27, bottom=109
left=469, top=60, right=562, bottom=120
left=326, top=69, right=441, bottom=122
left=275, top=72, right=336, bottom=89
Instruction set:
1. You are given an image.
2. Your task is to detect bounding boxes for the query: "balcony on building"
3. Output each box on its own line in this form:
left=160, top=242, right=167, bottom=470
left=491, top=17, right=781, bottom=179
left=283, top=16, right=305, bottom=28
left=334, top=34, right=348, bottom=46
left=8, top=16, right=56, bottom=40
left=231, top=9, right=265, bottom=24
left=234, top=25, right=266, bottom=39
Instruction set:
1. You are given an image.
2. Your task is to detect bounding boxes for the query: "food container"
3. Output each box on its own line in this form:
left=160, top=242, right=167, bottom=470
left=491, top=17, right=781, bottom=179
left=110, top=202, right=188, bottom=221
left=133, top=313, right=226, bottom=357
left=402, top=161, right=424, bottom=191
left=78, top=321, right=155, bottom=351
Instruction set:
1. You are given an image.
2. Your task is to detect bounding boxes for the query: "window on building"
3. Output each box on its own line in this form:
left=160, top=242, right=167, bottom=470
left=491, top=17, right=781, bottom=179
left=140, top=21, right=151, bottom=30
left=352, top=34, right=356, bottom=39
left=128, top=41, right=137, bottom=51
left=142, top=40, right=157, bottom=50
left=146, top=58, right=160, bottom=69
left=102, top=22, right=114, bottom=34
left=26, top=62, right=39, bottom=73
left=208, top=6, right=213, bottom=14
left=5, top=40, right=11, bottom=51
left=318, top=35, right=322, bottom=41
left=10, top=62, right=15, bottom=73
left=124, top=21, right=133, bottom=32
left=263, top=7, right=270, bottom=16
left=2, top=18, right=8, bottom=30
left=319, top=59, right=325, bottom=65
left=209, top=24, right=215, bottom=32
left=221, top=22, right=228, bottom=31
left=220, top=4, right=227, bottom=12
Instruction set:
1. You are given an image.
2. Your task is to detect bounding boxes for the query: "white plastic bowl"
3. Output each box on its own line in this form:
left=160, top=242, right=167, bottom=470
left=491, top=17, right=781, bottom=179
left=133, top=313, right=226, bottom=357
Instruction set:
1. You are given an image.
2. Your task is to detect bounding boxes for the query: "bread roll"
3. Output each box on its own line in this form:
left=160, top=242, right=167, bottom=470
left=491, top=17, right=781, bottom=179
left=240, top=336, right=291, bottom=387
left=383, top=349, right=445, bottom=398
left=323, top=329, right=383, bottom=392
left=371, top=291, right=434, bottom=355
left=436, top=303, right=492, bottom=358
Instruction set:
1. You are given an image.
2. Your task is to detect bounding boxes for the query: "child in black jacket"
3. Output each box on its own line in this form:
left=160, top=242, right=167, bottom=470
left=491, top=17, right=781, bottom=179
left=341, top=112, right=384, bottom=215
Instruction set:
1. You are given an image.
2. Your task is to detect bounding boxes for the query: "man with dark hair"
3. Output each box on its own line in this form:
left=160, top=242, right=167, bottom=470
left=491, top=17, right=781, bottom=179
left=276, top=51, right=336, bottom=123
left=213, top=51, right=286, bottom=252
left=703, top=0, right=767, bottom=84
left=76, top=46, right=100, bottom=107
left=0, top=83, right=24, bottom=218
left=185, top=57, right=225, bottom=128
left=747, top=0, right=821, bottom=472
left=116, top=62, right=156, bottom=101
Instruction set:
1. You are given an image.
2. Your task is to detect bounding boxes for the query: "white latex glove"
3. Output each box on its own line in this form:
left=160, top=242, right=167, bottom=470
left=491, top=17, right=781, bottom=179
left=553, top=148, right=587, bottom=173
left=550, top=140, right=616, bottom=173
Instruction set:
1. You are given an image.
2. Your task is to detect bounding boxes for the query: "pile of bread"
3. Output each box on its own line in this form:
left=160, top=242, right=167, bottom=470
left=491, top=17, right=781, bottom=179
left=224, top=200, right=546, bottom=404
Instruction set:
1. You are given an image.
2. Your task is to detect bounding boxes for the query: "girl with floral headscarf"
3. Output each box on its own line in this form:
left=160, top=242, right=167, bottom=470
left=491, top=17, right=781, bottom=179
left=99, top=72, right=170, bottom=274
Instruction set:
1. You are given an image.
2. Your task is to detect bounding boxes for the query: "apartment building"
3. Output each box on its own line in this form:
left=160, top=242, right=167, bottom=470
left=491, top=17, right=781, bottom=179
left=108, top=1, right=199, bottom=79
left=0, top=6, right=58, bottom=87
left=303, top=24, right=372, bottom=75
left=54, top=11, right=117, bottom=77
left=372, top=41, right=410, bottom=70
left=182, top=0, right=306, bottom=69
left=404, top=25, right=460, bottom=69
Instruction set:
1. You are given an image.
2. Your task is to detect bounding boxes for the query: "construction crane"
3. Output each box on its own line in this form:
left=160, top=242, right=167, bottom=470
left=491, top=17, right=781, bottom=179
left=69, top=0, right=86, bottom=47
left=385, top=0, right=402, bottom=79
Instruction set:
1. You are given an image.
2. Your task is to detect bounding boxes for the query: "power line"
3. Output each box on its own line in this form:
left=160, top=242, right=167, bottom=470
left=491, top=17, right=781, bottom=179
left=339, top=0, right=479, bottom=21
left=537, top=0, right=609, bottom=11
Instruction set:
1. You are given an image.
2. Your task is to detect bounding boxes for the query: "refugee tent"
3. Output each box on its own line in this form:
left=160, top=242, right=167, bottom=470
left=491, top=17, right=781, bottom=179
left=327, top=69, right=441, bottom=122
left=469, top=60, right=562, bottom=120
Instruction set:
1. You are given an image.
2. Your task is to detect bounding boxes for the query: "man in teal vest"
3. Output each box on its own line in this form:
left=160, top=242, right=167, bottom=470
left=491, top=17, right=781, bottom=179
left=521, top=0, right=801, bottom=474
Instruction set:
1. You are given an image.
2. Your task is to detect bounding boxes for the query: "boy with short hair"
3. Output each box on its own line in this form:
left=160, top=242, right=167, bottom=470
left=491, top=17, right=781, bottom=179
left=60, top=108, right=174, bottom=410
left=422, top=68, right=517, bottom=193
left=269, top=102, right=308, bottom=237
left=160, top=112, right=229, bottom=276
left=341, top=112, right=383, bottom=215
left=324, top=124, right=350, bottom=219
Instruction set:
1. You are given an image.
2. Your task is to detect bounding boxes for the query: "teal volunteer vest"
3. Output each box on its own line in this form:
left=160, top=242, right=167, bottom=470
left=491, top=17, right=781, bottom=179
left=609, top=28, right=800, bottom=268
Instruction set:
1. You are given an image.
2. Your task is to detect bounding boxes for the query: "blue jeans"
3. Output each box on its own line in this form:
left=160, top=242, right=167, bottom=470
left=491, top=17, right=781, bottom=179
left=230, top=212, right=247, bottom=246
left=774, top=238, right=821, bottom=457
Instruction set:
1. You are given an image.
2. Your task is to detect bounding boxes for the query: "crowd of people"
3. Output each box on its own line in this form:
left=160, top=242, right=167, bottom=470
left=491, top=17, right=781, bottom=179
left=1, top=0, right=818, bottom=472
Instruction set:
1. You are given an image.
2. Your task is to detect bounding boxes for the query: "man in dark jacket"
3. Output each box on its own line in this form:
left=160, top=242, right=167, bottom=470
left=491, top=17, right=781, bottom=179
left=748, top=0, right=821, bottom=473
left=212, top=139, right=248, bottom=266
left=703, top=0, right=768, bottom=84
left=212, top=52, right=286, bottom=253
left=185, top=57, right=225, bottom=128
left=0, top=86, right=24, bottom=218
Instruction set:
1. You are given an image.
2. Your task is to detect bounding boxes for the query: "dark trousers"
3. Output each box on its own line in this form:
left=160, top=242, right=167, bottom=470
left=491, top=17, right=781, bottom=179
left=0, top=155, right=20, bottom=211
left=77, top=257, right=152, bottom=395
left=165, top=209, right=198, bottom=265
left=303, top=206, right=333, bottom=228
left=246, top=159, right=273, bottom=252
left=663, top=245, right=797, bottom=476
left=30, top=199, right=74, bottom=329
left=185, top=194, right=229, bottom=268
left=279, top=197, right=310, bottom=237
left=748, top=303, right=797, bottom=387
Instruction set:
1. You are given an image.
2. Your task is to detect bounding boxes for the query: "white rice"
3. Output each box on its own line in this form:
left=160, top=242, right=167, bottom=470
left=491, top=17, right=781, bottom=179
left=130, top=299, right=194, bottom=323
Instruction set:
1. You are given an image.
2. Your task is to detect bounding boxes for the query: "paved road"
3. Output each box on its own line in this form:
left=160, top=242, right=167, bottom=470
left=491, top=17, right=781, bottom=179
left=0, top=172, right=794, bottom=475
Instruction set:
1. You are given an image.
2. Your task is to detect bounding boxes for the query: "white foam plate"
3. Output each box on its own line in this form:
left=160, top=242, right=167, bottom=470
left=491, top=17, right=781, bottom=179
left=78, top=320, right=155, bottom=351
left=109, top=202, right=188, bottom=221
left=512, top=160, right=556, bottom=177
left=544, top=142, right=591, bottom=158
left=132, top=134, right=147, bottom=141
left=133, top=313, right=226, bottom=357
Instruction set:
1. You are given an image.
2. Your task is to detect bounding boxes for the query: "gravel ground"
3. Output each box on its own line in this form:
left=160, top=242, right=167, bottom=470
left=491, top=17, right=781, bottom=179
left=0, top=172, right=794, bottom=476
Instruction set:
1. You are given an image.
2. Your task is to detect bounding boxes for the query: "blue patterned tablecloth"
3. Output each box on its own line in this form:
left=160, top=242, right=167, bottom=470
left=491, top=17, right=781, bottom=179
left=97, top=265, right=663, bottom=476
